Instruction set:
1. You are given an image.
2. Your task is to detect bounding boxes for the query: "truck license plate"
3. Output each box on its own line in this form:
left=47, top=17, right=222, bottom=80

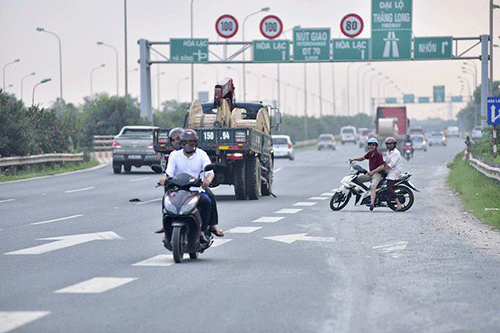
left=128, top=155, right=142, bottom=159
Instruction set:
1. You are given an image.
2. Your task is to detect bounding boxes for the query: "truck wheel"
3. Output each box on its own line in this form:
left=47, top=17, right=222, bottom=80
left=113, top=164, right=121, bottom=174
left=246, top=155, right=261, bottom=200
left=124, top=165, right=132, bottom=173
left=261, top=159, right=273, bottom=196
left=233, top=161, right=247, bottom=200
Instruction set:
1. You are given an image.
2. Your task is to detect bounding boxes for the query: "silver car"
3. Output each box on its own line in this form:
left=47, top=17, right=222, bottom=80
left=272, top=135, right=294, bottom=160
left=411, top=134, right=427, bottom=151
left=428, top=131, right=447, bottom=146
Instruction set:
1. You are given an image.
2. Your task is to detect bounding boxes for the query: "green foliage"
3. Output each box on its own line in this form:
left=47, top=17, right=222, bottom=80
left=447, top=153, right=500, bottom=228
left=27, top=105, right=70, bottom=154
left=153, top=100, right=191, bottom=128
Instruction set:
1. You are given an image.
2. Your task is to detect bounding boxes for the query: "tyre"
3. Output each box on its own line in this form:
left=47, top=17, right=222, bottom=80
left=113, top=164, right=121, bottom=174
left=189, top=252, right=199, bottom=259
left=261, top=158, right=273, bottom=196
left=124, top=164, right=132, bottom=173
left=329, top=192, right=351, bottom=211
left=246, top=155, right=261, bottom=200
left=233, top=160, right=246, bottom=200
left=172, top=226, right=186, bottom=263
left=388, top=185, right=414, bottom=212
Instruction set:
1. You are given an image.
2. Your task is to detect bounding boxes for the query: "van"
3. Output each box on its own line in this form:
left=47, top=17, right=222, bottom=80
left=340, top=126, right=358, bottom=144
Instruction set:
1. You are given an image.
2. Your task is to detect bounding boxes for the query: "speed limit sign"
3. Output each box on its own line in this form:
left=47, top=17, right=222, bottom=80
left=260, top=15, right=283, bottom=39
left=215, top=14, right=239, bottom=39
left=340, top=13, right=363, bottom=38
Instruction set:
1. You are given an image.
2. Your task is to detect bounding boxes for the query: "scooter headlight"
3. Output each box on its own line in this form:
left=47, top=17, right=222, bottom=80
left=179, top=196, right=199, bottom=215
left=163, top=196, right=177, bottom=214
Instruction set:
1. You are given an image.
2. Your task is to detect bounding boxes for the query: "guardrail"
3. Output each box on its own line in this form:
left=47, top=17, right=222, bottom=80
left=93, top=135, right=114, bottom=152
left=468, top=154, right=500, bottom=182
left=0, top=153, right=84, bottom=168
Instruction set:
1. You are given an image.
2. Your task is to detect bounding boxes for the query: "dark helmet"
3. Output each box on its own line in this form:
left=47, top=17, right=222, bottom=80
left=168, top=127, right=184, bottom=150
left=180, top=129, right=199, bottom=153
left=385, top=136, right=397, bottom=145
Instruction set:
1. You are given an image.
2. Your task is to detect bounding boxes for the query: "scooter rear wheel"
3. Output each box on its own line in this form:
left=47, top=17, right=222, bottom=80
left=388, top=185, right=414, bottom=211
left=330, top=192, right=351, bottom=211
left=172, top=226, right=186, bottom=263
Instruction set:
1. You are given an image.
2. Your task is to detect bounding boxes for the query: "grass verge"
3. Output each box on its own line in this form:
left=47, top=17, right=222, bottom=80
left=447, top=152, right=500, bottom=228
left=0, top=160, right=100, bottom=183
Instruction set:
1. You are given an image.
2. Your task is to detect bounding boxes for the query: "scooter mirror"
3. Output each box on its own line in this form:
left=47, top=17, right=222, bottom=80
left=151, top=164, right=163, bottom=173
left=204, top=164, right=215, bottom=172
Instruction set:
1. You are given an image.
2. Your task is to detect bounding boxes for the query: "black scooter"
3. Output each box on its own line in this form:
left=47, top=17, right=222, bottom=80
left=151, top=164, right=215, bottom=263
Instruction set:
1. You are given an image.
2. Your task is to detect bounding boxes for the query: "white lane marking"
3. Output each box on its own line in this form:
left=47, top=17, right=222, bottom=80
left=373, top=241, right=408, bottom=258
left=4, top=231, right=123, bottom=255
left=321, top=192, right=335, bottom=196
left=264, top=233, right=336, bottom=244
left=0, top=311, right=51, bottom=333
left=132, top=255, right=174, bottom=267
left=275, top=208, right=302, bottom=214
left=129, top=177, right=151, bottom=182
left=54, top=277, right=137, bottom=294
left=274, top=167, right=283, bottom=173
left=293, top=202, right=317, bottom=206
left=0, top=199, right=15, bottom=204
left=136, top=198, right=162, bottom=205
left=64, top=186, right=94, bottom=193
left=308, top=196, right=328, bottom=200
left=211, top=238, right=233, bottom=247
left=226, top=227, right=262, bottom=233
left=253, top=216, right=285, bottom=223
left=30, top=214, right=83, bottom=226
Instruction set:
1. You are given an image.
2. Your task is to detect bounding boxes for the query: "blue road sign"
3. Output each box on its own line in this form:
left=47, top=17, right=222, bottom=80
left=487, top=97, right=500, bottom=125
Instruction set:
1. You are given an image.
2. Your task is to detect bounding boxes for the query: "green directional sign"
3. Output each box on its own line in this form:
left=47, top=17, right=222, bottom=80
left=451, top=96, right=463, bottom=102
left=403, top=94, right=415, bottom=103
left=385, top=97, right=397, bottom=104
left=414, top=37, right=452, bottom=59
left=170, top=38, right=208, bottom=63
left=418, top=97, right=430, bottom=103
left=253, top=40, right=290, bottom=62
left=332, top=38, right=370, bottom=61
left=293, top=28, right=331, bottom=62
left=371, top=0, right=412, bottom=61
left=433, top=85, right=445, bottom=103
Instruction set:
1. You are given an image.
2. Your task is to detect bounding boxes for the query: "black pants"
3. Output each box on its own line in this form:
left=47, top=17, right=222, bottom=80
left=205, top=187, right=218, bottom=226
left=387, top=179, right=397, bottom=199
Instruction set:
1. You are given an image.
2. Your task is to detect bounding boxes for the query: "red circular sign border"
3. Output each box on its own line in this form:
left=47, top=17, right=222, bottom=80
left=215, top=14, right=239, bottom=39
left=340, top=13, right=364, bottom=38
left=259, top=15, right=283, bottom=40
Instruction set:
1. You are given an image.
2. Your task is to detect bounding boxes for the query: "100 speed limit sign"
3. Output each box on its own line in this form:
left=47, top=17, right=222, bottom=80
left=260, top=15, right=283, bottom=39
left=340, top=13, right=363, bottom=38
left=215, top=14, right=239, bottom=39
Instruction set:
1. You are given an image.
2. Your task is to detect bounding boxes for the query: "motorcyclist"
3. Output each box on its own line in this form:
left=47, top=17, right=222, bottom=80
left=403, top=134, right=414, bottom=157
left=383, top=137, right=403, bottom=211
left=158, top=129, right=223, bottom=241
left=349, top=137, right=386, bottom=211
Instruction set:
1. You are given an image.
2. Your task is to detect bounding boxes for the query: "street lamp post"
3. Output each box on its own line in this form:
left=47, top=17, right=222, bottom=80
left=21, top=72, right=36, bottom=102
left=3, top=59, right=20, bottom=91
left=356, top=63, right=371, bottom=114
left=177, top=76, right=189, bottom=101
left=153, top=71, right=165, bottom=111
left=37, top=28, right=63, bottom=102
left=90, top=64, right=106, bottom=96
left=362, top=68, right=376, bottom=114
left=97, top=41, right=119, bottom=96
left=32, top=78, right=51, bottom=105
left=242, top=7, right=270, bottom=101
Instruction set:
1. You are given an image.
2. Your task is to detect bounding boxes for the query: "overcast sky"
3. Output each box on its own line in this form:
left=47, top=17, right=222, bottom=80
left=1, top=0, right=498, bottom=121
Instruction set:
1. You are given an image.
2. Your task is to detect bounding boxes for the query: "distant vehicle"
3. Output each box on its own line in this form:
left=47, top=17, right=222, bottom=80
left=428, top=131, right=447, bottom=146
left=447, top=126, right=460, bottom=138
left=317, top=134, right=336, bottom=150
left=357, top=127, right=371, bottom=148
left=471, top=126, right=483, bottom=139
left=272, top=135, right=294, bottom=160
left=409, top=127, right=426, bottom=136
left=411, top=134, right=427, bottom=152
left=340, top=126, right=358, bottom=144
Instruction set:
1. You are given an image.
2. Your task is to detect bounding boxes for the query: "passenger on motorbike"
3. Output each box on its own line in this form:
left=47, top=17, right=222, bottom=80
left=383, top=137, right=403, bottom=211
left=348, top=137, right=386, bottom=211
left=158, top=129, right=223, bottom=241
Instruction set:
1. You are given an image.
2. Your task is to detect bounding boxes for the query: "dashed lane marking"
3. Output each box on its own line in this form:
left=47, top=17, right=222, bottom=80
left=54, top=277, right=137, bottom=294
left=30, top=214, right=83, bottom=226
left=373, top=241, right=408, bottom=258
left=64, top=186, right=94, bottom=193
left=0, top=199, right=15, bottom=204
left=132, top=255, right=174, bottom=267
left=308, top=196, right=328, bottom=200
left=253, top=216, right=285, bottom=223
left=275, top=208, right=303, bottom=214
left=0, top=311, right=51, bottom=333
left=226, top=227, right=262, bottom=233
left=293, top=202, right=317, bottom=206
left=211, top=239, right=233, bottom=247
left=321, top=192, right=335, bottom=196
left=129, top=177, right=151, bottom=182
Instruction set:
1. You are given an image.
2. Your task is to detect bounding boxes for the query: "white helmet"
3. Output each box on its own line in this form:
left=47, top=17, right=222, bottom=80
left=367, top=137, right=379, bottom=146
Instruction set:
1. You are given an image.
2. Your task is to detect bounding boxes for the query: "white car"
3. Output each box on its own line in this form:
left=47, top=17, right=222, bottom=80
left=411, top=134, right=427, bottom=151
left=428, top=131, right=447, bottom=146
left=447, top=126, right=460, bottom=138
left=471, top=126, right=483, bottom=139
left=340, top=126, right=358, bottom=144
left=317, top=134, right=337, bottom=150
left=272, top=135, right=294, bottom=160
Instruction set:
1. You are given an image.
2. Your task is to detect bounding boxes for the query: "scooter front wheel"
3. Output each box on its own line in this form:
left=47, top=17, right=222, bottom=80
left=329, top=192, right=351, bottom=211
left=172, top=225, right=186, bottom=263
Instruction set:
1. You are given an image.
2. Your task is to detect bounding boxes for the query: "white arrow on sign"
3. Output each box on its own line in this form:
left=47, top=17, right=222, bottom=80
left=4, top=231, right=123, bottom=255
left=491, top=104, right=500, bottom=123
left=264, top=233, right=335, bottom=244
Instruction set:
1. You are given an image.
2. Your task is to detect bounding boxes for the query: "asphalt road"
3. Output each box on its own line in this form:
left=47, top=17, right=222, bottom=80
left=1, top=137, right=500, bottom=333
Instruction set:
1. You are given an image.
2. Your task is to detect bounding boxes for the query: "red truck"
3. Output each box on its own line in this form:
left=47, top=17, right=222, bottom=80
left=374, top=106, right=409, bottom=152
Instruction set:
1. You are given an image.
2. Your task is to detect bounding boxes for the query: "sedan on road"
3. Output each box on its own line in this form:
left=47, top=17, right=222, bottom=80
left=428, top=131, right=447, bottom=146
left=411, top=134, right=427, bottom=151
left=272, top=135, right=294, bottom=160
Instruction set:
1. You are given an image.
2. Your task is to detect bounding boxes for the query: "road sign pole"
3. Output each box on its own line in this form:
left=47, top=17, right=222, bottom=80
left=481, top=34, right=489, bottom=128
left=139, top=39, right=152, bottom=121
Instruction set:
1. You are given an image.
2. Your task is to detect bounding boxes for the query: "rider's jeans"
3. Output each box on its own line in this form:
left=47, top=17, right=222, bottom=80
left=198, top=192, right=212, bottom=232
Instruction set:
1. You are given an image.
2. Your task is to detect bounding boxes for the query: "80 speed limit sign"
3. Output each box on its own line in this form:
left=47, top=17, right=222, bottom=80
left=340, top=13, right=363, bottom=38
left=215, top=14, right=239, bottom=39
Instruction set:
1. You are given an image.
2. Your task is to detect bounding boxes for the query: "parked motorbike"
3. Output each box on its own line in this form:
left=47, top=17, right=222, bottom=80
left=151, top=164, right=215, bottom=263
left=329, top=163, right=418, bottom=212
left=403, top=142, right=413, bottom=161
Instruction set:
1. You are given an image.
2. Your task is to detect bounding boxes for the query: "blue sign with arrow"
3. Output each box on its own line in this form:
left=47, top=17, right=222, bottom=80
left=487, top=97, right=500, bottom=125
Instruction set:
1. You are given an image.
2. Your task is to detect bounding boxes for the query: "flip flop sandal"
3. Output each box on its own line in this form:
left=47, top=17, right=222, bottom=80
left=210, top=227, right=224, bottom=237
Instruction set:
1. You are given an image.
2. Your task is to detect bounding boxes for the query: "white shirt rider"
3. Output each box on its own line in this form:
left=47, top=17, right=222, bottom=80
left=384, top=147, right=402, bottom=180
left=165, top=148, right=214, bottom=191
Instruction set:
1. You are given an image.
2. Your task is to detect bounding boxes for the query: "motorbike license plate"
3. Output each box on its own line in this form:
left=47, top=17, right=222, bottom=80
left=128, top=155, right=142, bottom=159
